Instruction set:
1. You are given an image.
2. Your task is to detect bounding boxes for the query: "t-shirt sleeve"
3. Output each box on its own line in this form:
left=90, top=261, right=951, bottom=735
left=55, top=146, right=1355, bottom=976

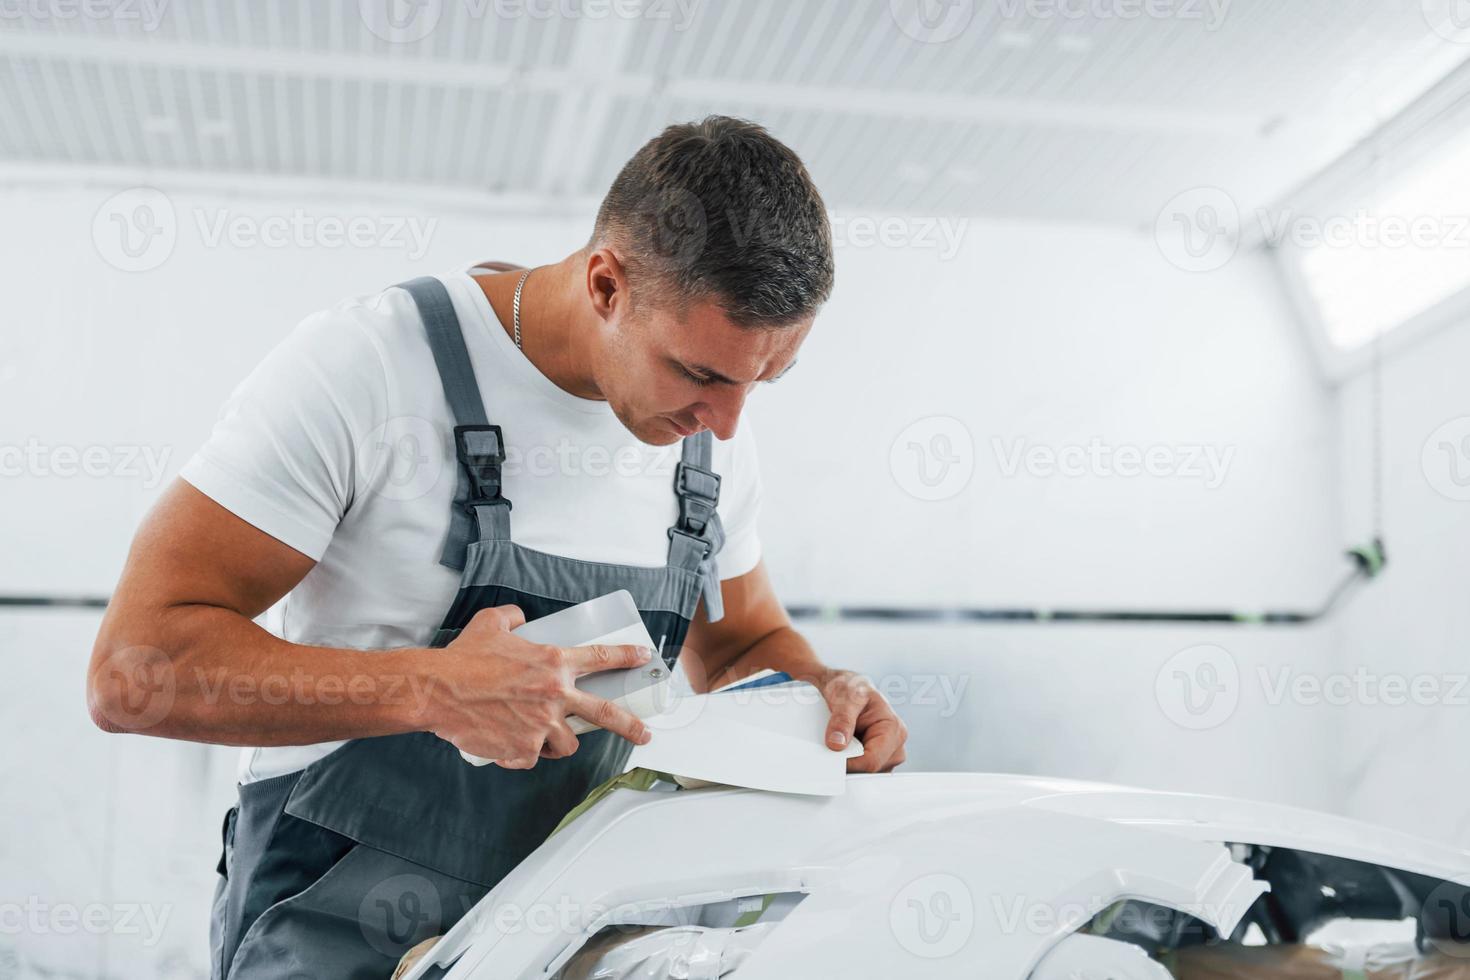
left=180, top=308, right=389, bottom=561
left=714, top=417, right=764, bottom=580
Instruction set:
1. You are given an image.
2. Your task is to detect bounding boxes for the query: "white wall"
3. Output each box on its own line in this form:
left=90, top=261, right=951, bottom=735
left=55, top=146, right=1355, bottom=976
left=2, top=181, right=1346, bottom=976
left=1331, top=315, right=1470, bottom=846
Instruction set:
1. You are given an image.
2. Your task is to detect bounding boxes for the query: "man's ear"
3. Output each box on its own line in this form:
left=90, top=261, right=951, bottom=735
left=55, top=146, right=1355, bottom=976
left=586, top=247, right=626, bottom=322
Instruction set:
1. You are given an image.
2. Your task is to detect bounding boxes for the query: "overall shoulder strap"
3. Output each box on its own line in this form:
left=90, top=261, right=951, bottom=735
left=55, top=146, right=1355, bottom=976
left=396, top=277, right=510, bottom=570
left=668, top=430, right=726, bottom=622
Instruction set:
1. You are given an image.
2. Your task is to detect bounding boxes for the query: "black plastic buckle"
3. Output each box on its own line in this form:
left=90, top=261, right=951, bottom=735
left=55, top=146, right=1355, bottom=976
left=667, top=525, right=714, bottom=559
left=674, top=461, right=720, bottom=533
left=454, top=424, right=510, bottom=509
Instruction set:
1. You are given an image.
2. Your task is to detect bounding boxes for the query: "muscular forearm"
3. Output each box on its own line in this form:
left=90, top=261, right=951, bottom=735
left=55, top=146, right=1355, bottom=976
left=88, top=601, right=435, bottom=747
left=695, top=624, right=829, bottom=692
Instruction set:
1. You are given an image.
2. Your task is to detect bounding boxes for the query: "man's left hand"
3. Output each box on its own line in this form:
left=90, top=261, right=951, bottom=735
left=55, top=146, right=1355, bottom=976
left=811, top=668, right=908, bottom=773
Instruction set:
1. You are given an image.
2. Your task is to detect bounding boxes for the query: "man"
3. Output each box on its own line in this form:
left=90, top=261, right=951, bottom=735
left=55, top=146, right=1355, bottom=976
left=87, top=115, right=907, bottom=978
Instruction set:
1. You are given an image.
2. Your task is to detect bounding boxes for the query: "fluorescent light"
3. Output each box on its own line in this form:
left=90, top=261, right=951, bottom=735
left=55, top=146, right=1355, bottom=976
left=1296, top=133, right=1470, bottom=351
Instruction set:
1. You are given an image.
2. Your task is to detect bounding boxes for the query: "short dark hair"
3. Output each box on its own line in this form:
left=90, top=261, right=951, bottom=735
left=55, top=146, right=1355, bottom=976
left=591, top=115, right=834, bottom=327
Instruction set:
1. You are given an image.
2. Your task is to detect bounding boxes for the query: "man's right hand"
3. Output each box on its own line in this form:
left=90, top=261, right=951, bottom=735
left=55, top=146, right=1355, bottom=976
left=426, top=605, right=654, bottom=769
left=88, top=482, right=653, bottom=763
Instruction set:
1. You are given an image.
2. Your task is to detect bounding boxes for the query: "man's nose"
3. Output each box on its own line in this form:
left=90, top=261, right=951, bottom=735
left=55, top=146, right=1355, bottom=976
left=693, top=386, right=749, bottom=441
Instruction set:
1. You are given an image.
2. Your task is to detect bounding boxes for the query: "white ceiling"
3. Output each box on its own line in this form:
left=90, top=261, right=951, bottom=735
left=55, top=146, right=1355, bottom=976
left=1, top=0, right=1468, bottom=227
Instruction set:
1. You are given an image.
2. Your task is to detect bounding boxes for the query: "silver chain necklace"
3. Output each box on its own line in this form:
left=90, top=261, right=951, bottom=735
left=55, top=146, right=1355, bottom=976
left=512, top=269, right=531, bottom=350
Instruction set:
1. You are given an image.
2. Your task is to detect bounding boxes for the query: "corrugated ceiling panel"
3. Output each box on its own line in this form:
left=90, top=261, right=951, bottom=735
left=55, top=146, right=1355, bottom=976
left=0, top=0, right=1466, bottom=228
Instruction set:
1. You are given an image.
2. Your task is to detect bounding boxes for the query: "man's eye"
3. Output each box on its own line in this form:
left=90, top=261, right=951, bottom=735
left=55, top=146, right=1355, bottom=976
left=682, top=368, right=715, bottom=387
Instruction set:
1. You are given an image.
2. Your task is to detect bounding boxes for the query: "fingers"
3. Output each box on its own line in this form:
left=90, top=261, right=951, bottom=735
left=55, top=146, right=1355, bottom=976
left=822, top=674, right=869, bottom=751
left=539, top=721, right=579, bottom=759
left=566, top=689, right=652, bottom=746
left=565, top=643, right=653, bottom=676
left=468, top=604, right=526, bottom=633
left=847, top=717, right=907, bottom=774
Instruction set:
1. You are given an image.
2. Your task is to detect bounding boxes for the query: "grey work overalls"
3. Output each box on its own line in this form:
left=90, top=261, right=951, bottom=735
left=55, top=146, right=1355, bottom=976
left=209, top=276, right=726, bottom=979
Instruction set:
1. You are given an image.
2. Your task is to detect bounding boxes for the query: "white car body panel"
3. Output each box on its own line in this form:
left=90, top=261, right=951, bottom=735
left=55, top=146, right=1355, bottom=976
left=401, top=773, right=1470, bottom=979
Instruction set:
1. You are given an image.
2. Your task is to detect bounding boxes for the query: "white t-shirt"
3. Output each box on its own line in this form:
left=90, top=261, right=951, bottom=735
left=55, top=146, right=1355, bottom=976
left=180, top=269, right=763, bottom=783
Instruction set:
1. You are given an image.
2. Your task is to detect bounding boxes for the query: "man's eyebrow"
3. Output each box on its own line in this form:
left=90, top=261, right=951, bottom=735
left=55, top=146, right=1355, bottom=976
left=769, top=359, right=798, bottom=382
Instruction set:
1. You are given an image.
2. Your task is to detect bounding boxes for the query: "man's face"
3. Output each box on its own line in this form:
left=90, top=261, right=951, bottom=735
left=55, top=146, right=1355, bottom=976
left=600, top=295, right=811, bottom=446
